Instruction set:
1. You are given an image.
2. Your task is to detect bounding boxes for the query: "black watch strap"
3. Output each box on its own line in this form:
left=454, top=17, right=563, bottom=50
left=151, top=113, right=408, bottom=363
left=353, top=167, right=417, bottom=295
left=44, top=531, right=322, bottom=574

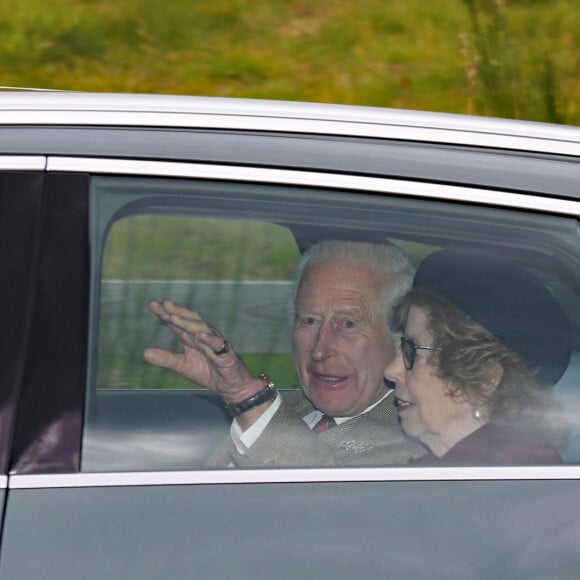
left=225, top=373, right=276, bottom=416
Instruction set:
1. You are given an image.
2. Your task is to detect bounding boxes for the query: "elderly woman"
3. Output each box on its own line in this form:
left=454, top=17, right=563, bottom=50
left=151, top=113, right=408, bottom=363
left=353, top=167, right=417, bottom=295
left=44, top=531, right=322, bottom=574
left=385, top=249, right=572, bottom=465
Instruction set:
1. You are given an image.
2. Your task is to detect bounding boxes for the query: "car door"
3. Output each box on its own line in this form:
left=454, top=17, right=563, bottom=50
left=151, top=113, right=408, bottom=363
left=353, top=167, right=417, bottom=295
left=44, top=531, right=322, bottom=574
left=1, top=112, right=580, bottom=579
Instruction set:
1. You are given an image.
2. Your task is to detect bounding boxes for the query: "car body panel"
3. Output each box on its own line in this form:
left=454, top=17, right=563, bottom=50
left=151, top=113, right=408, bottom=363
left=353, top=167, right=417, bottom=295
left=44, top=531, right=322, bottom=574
left=0, top=92, right=578, bottom=578
left=2, top=474, right=580, bottom=579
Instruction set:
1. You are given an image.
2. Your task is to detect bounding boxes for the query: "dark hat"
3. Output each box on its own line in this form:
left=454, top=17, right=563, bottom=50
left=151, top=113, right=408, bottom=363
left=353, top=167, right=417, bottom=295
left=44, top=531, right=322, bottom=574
left=413, top=249, right=572, bottom=387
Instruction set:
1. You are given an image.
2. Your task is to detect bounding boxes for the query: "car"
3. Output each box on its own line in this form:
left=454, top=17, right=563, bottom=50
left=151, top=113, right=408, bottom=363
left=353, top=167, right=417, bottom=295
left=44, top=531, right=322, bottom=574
left=0, top=90, right=579, bottom=579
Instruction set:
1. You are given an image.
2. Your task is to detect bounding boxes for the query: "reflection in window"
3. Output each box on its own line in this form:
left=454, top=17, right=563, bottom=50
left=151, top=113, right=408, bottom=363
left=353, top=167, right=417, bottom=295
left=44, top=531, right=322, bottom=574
left=84, top=176, right=580, bottom=472
left=97, top=216, right=300, bottom=390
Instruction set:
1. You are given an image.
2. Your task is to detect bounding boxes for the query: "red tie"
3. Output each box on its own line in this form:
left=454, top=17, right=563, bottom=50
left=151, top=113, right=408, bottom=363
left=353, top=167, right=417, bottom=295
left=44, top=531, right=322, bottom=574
left=314, top=414, right=337, bottom=433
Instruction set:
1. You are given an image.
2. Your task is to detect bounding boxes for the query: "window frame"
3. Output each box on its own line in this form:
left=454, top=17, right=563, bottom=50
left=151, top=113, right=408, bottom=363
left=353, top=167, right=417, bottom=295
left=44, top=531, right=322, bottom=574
left=5, top=153, right=580, bottom=482
left=74, top=156, right=580, bottom=482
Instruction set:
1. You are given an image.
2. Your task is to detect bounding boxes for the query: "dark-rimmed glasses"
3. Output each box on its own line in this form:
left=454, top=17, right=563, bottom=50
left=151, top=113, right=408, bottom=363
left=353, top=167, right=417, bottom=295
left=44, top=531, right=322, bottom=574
left=400, top=336, right=443, bottom=370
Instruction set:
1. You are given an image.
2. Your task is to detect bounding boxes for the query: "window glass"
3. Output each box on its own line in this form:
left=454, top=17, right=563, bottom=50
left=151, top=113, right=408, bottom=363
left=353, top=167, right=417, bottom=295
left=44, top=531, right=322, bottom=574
left=97, top=215, right=299, bottom=391
left=82, top=176, right=580, bottom=472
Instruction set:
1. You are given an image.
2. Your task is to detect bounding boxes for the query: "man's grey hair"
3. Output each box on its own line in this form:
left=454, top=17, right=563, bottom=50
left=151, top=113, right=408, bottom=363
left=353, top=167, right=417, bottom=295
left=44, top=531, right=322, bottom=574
left=291, top=240, right=415, bottom=318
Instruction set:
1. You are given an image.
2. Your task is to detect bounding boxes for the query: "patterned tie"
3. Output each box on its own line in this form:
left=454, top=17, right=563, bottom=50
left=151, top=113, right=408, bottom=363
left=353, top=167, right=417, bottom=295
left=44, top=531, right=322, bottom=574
left=314, top=414, right=337, bottom=433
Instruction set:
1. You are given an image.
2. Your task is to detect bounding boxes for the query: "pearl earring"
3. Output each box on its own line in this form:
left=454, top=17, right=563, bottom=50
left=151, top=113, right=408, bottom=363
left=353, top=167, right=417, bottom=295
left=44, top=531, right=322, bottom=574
left=472, top=405, right=485, bottom=421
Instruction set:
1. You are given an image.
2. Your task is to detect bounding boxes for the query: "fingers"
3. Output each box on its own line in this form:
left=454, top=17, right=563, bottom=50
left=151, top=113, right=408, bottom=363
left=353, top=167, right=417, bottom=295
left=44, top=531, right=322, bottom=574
left=175, top=327, right=233, bottom=358
left=213, top=339, right=230, bottom=356
left=149, top=299, right=207, bottom=335
left=148, top=299, right=202, bottom=324
left=145, top=307, right=249, bottom=395
left=143, top=347, right=180, bottom=370
left=148, top=299, right=171, bottom=322
left=148, top=299, right=233, bottom=356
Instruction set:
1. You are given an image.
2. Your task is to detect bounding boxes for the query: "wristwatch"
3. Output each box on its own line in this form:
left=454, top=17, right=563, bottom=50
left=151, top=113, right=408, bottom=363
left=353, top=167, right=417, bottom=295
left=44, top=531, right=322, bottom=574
left=224, top=373, right=277, bottom=416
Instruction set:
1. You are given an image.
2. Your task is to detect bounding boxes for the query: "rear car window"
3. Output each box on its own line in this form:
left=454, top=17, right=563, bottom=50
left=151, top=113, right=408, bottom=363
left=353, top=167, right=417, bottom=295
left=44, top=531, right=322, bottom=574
left=82, top=175, right=580, bottom=472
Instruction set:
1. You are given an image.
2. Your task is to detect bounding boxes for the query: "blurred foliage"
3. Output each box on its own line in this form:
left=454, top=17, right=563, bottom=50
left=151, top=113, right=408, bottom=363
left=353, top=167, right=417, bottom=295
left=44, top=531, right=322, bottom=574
left=99, top=352, right=299, bottom=390
left=103, top=215, right=299, bottom=280
left=460, top=0, right=579, bottom=123
left=0, top=0, right=577, bottom=123
left=98, top=215, right=302, bottom=388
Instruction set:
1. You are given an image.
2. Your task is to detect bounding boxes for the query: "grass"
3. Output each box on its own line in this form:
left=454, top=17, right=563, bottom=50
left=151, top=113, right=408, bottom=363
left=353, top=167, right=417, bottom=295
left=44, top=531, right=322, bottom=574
left=0, top=0, right=578, bottom=123
left=98, top=215, right=301, bottom=389
left=460, top=0, right=579, bottom=122
left=103, top=215, right=300, bottom=280
left=98, top=352, right=299, bottom=390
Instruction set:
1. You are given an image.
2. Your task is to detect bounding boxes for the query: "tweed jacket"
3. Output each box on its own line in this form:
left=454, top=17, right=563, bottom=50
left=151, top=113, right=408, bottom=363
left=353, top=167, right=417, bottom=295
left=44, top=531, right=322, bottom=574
left=206, top=390, right=425, bottom=468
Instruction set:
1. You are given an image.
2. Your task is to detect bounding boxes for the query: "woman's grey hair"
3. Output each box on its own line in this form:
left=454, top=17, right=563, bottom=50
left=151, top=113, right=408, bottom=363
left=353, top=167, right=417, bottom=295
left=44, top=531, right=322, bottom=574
left=291, top=240, right=415, bottom=318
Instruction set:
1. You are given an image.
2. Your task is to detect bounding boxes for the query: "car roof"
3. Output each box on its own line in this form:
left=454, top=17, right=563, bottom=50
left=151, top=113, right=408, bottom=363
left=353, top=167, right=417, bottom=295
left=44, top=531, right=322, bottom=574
left=0, top=91, right=578, bottom=156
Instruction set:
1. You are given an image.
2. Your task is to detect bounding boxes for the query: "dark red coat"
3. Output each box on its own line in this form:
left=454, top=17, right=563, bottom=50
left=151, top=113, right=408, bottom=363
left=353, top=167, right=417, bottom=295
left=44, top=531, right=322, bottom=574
left=410, top=422, right=561, bottom=466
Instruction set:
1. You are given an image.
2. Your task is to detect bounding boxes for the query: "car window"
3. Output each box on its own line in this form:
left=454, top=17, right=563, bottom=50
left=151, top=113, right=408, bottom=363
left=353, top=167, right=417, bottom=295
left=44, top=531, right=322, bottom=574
left=82, top=175, right=580, bottom=472
left=96, top=215, right=299, bottom=391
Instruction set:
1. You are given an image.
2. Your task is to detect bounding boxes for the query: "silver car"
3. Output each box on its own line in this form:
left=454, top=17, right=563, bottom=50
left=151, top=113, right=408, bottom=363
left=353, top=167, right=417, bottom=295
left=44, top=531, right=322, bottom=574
left=0, top=91, right=579, bottom=579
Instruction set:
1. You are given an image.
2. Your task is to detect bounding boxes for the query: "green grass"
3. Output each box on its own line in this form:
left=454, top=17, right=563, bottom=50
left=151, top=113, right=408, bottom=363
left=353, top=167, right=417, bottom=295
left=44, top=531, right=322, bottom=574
left=461, top=0, right=579, bottom=122
left=103, top=215, right=300, bottom=280
left=1, top=0, right=578, bottom=123
left=98, top=215, right=301, bottom=389
left=98, top=352, right=299, bottom=390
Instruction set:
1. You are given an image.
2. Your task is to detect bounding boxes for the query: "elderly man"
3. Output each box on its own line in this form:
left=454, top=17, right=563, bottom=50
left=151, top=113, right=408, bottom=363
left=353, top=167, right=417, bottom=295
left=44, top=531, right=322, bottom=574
left=144, top=240, right=424, bottom=467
